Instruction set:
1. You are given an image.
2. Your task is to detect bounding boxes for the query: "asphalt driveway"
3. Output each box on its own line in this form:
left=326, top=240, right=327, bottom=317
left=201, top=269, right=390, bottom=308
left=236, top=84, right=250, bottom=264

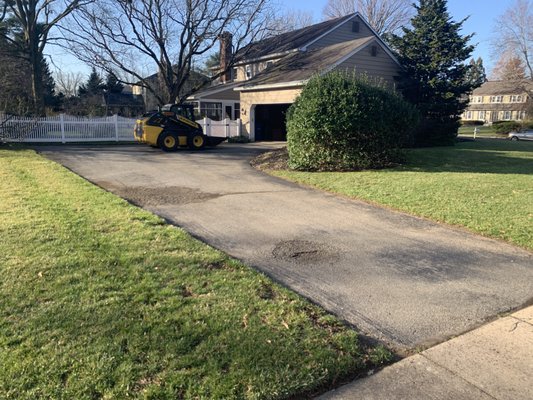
left=39, top=143, right=533, bottom=350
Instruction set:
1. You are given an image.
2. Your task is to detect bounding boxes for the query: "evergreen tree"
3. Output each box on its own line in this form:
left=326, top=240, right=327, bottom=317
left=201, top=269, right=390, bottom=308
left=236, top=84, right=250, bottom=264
left=41, top=57, right=60, bottom=109
left=390, top=0, right=475, bottom=146
left=78, top=68, right=104, bottom=96
left=104, top=72, right=124, bottom=94
left=466, top=57, right=486, bottom=87
left=77, top=68, right=105, bottom=116
left=202, top=53, right=220, bottom=76
left=0, top=19, right=58, bottom=114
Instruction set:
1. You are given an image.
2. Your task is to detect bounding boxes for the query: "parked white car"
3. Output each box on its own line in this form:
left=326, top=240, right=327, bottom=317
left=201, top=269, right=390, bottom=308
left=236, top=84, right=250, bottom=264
left=508, top=130, right=533, bottom=141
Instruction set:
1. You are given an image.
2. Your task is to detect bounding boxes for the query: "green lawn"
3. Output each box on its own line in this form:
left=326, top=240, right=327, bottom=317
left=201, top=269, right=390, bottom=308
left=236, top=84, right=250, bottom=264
left=457, top=125, right=500, bottom=138
left=0, top=148, right=389, bottom=399
left=272, top=139, right=533, bottom=251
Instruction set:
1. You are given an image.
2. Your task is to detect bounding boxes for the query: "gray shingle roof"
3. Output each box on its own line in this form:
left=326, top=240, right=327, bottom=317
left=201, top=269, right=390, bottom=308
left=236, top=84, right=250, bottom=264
left=235, top=14, right=354, bottom=61
left=238, top=37, right=375, bottom=88
left=472, top=80, right=533, bottom=95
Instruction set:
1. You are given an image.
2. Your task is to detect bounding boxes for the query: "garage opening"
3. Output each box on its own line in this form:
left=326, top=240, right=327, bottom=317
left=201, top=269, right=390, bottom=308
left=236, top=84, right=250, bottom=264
left=254, top=104, right=291, bottom=141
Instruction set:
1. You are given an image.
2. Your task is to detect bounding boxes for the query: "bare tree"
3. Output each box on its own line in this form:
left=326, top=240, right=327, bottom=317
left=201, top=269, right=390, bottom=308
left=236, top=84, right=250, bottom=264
left=322, top=0, right=413, bottom=35
left=54, top=70, right=84, bottom=98
left=491, top=0, right=533, bottom=79
left=59, top=0, right=273, bottom=106
left=270, top=9, right=315, bottom=34
left=0, top=0, right=93, bottom=114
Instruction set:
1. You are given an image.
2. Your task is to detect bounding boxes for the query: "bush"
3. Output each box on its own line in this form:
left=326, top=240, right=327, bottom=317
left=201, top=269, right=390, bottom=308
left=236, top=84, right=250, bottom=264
left=461, top=120, right=484, bottom=126
left=493, top=121, right=522, bottom=134
left=413, top=117, right=460, bottom=147
left=286, top=72, right=419, bottom=171
left=522, top=120, right=533, bottom=129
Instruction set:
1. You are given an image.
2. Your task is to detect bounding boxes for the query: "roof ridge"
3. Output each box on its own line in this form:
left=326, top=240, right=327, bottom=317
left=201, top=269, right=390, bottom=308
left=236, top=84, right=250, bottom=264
left=235, top=14, right=355, bottom=61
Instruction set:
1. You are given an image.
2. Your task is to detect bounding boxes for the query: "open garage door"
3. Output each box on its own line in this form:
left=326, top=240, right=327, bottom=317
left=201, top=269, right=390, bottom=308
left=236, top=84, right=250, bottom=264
left=254, top=104, right=291, bottom=141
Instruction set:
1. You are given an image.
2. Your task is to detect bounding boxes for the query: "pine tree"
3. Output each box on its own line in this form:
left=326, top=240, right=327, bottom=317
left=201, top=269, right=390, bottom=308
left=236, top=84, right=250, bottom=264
left=104, top=72, right=124, bottom=94
left=390, top=0, right=475, bottom=146
left=466, top=57, right=486, bottom=87
left=41, top=57, right=60, bottom=109
left=78, top=68, right=104, bottom=96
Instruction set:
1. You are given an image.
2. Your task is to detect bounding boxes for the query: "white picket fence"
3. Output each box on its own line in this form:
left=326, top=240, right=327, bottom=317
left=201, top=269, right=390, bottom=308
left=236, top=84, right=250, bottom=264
left=0, top=113, right=242, bottom=143
left=199, top=117, right=242, bottom=138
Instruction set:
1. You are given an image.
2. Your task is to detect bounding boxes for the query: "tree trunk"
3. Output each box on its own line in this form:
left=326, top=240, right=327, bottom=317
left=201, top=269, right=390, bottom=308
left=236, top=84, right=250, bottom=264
left=28, top=32, right=45, bottom=115
left=30, top=53, right=44, bottom=115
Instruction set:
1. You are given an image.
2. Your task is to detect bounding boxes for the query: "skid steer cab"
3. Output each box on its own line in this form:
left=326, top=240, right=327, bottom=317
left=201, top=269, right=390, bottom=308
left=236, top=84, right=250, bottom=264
left=134, top=103, right=226, bottom=151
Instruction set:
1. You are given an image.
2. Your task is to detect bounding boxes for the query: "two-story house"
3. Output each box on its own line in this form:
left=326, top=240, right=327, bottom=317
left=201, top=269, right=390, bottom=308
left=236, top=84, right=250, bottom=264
left=187, top=13, right=402, bottom=141
left=462, top=80, right=533, bottom=123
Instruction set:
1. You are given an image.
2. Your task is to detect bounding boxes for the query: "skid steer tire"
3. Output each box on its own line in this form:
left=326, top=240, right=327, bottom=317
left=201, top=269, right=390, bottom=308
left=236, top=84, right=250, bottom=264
left=188, top=133, right=206, bottom=150
left=159, top=132, right=178, bottom=152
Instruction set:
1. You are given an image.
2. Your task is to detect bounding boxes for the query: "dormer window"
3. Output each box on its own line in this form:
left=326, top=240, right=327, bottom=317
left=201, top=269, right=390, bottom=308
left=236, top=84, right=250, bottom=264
left=246, top=65, right=252, bottom=79
left=352, top=21, right=360, bottom=33
left=266, top=61, right=273, bottom=68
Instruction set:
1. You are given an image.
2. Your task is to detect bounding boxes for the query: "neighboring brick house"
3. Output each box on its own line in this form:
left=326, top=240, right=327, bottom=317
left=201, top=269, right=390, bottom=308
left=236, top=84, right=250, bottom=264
left=462, top=80, right=533, bottom=123
left=188, top=13, right=402, bottom=141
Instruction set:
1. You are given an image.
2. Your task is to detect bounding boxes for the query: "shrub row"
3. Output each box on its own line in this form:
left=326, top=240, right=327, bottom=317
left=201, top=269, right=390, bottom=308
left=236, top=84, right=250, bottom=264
left=460, top=120, right=484, bottom=126
left=492, top=121, right=529, bottom=134
left=286, top=72, right=419, bottom=171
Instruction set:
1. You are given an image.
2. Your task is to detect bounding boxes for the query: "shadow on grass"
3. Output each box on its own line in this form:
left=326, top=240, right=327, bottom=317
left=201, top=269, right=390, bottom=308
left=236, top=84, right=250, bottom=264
left=402, top=139, right=533, bottom=175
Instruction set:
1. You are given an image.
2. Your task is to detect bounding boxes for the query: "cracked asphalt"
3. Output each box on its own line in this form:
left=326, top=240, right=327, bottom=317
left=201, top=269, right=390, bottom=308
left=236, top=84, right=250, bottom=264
left=39, top=143, right=533, bottom=350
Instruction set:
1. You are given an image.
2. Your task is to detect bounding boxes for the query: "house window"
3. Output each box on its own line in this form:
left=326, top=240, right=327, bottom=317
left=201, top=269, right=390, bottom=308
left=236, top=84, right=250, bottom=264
left=510, top=95, right=523, bottom=103
left=465, top=111, right=472, bottom=120
left=503, top=111, right=511, bottom=120
left=371, top=46, right=378, bottom=57
left=234, top=103, right=240, bottom=120
left=246, top=65, right=252, bottom=79
left=490, top=95, right=503, bottom=103
left=225, top=105, right=232, bottom=119
left=478, top=111, right=485, bottom=120
left=352, top=21, right=360, bottom=33
left=474, top=96, right=483, bottom=103
left=200, top=102, right=222, bottom=121
left=232, top=68, right=238, bottom=81
left=192, top=101, right=200, bottom=117
left=266, top=61, right=273, bottom=68
left=519, top=111, right=526, bottom=120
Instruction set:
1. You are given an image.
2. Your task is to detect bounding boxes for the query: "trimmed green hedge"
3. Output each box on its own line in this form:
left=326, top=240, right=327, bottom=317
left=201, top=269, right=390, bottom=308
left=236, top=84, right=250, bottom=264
left=461, top=120, right=484, bottom=126
left=286, top=72, right=419, bottom=171
left=493, top=121, right=523, bottom=134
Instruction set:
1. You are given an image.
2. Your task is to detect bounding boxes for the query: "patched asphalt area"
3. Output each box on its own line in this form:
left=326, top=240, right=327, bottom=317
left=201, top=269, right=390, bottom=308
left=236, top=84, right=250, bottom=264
left=38, top=143, right=533, bottom=351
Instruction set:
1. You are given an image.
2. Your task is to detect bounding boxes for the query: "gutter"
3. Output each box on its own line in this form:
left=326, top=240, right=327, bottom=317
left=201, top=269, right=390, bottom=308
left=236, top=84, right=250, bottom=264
left=234, top=80, right=307, bottom=92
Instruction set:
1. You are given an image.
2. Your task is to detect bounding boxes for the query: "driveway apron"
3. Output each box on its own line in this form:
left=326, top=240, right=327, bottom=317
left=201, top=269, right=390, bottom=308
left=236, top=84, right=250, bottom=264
left=39, top=143, right=533, bottom=350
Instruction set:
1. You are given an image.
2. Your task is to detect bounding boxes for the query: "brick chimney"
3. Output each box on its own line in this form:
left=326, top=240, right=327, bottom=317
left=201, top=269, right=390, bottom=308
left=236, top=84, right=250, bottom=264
left=219, top=32, right=233, bottom=83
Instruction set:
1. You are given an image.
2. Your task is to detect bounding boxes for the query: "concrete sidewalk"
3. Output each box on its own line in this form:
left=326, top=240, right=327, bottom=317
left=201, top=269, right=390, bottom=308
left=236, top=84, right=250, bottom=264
left=320, top=306, right=533, bottom=400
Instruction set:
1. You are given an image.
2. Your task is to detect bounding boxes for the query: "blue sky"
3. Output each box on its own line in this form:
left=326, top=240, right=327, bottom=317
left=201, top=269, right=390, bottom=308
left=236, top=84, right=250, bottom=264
left=48, top=0, right=512, bottom=79
left=283, top=0, right=511, bottom=72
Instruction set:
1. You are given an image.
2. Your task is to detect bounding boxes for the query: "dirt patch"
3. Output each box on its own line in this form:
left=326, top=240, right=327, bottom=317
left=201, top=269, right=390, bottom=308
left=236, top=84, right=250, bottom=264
left=250, top=147, right=289, bottom=171
left=96, top=182, right=221, bottom=207
left=272, top=240, right=339, bottom=264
